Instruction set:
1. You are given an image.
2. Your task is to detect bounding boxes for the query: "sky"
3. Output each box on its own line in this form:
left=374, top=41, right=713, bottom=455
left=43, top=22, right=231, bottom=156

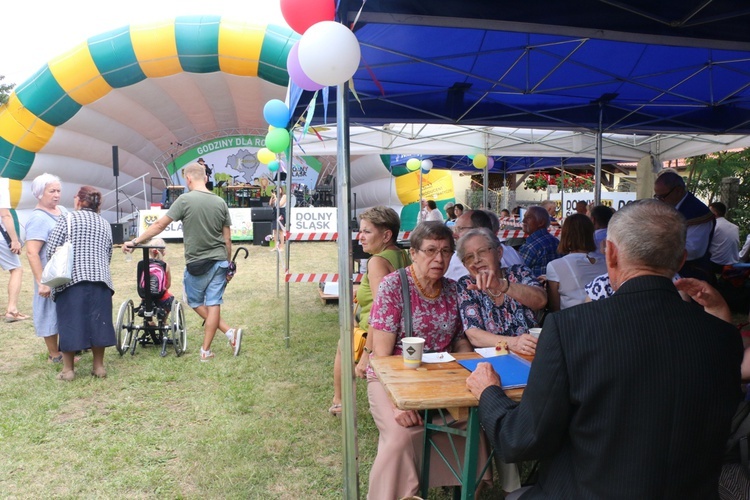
left=1, top=0, right=289, bottom=87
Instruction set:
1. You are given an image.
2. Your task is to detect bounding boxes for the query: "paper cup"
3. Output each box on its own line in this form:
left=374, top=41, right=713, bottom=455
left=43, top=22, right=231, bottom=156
left=529, top=328, right=542, bottom=339
left=401, top=337, right=425, bottom=369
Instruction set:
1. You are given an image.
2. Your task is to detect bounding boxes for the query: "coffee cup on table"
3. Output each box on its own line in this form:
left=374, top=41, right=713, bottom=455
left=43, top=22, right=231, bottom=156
left=401, top=337, right=425, bottom=369
left=529, top=328, right=542, bottom=339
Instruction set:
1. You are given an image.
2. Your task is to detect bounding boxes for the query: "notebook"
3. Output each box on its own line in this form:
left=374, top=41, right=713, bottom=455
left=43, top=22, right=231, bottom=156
left=458, top=354, right=531, bottom=389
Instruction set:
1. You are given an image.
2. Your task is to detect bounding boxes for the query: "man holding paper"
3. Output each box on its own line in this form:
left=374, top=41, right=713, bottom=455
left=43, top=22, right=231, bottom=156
left=467, top=199, right=743, bottom=499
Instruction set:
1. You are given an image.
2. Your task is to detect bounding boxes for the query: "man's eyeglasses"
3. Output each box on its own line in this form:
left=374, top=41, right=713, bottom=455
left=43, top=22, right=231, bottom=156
left=461, top=246, right=493, bottom=267
left=417, top=247, right=453, bottom=260
left=453, top=225, right=474, bottom=235
left=653, top=186, right=677, bottom=201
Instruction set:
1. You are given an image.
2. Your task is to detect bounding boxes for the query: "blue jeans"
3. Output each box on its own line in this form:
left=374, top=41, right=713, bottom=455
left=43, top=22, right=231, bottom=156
left=183, top=261, right=229, bottom=308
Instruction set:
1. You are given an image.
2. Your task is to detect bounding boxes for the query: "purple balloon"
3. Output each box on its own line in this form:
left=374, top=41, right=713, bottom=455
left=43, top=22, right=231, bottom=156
left=487, top=156, right=495, bottom=169
left=287, top=42, right=325, bottom=91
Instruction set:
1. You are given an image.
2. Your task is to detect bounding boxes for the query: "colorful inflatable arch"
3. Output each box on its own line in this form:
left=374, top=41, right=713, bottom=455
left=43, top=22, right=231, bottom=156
left=351, top=155, right=455, bottom=231
left=0, top=16, right=297, bottom=222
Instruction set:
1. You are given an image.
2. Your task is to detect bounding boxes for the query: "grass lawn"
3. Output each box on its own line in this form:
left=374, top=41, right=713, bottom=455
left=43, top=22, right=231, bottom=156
left=1, top=241, right=507, bottom=499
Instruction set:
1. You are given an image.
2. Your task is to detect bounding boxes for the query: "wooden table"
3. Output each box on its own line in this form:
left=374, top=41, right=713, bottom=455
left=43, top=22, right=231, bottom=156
left=370, top=351, right=528, bottom=500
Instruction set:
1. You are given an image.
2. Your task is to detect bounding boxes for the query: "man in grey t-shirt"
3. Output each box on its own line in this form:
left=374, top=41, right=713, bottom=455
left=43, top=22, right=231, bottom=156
left=124, top=163, right=242, bottom=360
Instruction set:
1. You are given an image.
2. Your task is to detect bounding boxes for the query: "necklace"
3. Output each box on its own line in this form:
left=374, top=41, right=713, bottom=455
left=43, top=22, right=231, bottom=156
left=411, top=265, right=441, bottom=299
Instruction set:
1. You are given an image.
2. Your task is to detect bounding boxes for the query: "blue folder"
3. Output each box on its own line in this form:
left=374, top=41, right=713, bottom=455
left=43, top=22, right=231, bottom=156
left=458, top=354, right=531, bottom=389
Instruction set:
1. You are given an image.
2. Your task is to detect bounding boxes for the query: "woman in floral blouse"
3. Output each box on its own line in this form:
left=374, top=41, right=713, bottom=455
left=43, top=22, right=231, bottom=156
left=456, top=227, right=547, bottom=355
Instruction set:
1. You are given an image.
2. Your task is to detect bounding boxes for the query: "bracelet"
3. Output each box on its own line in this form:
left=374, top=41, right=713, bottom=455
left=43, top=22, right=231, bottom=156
left=363, top=346, right=372, bottom=354
left=502, top=278, right=511, bottom=293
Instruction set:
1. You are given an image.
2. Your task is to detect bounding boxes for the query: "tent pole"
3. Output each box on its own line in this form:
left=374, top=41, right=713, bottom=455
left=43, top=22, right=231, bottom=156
left=595, top=105, right=604, bottom=205
left=284, top=134, right=293, bottom=348
left=336, top=81, right=359, bottom=500
left=560, top=159, right=565, bottom=219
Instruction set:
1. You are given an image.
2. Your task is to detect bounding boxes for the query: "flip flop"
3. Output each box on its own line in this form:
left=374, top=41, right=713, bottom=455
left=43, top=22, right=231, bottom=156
left=57, top=370, right=75, bottom=381
left=5, top=311, right=30, bottom=323
left=328, top=403, right=342, bottom=417
left=91, top=368, right=107, bottom=378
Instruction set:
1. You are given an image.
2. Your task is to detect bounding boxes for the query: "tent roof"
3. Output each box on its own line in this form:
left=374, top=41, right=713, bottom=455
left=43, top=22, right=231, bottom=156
left=293, top=1, right=750, bottom=135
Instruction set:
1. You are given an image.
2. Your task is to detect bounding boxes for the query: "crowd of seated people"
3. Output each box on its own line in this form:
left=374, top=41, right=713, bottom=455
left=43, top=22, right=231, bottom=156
left=344, top=187, right=748, bottom=499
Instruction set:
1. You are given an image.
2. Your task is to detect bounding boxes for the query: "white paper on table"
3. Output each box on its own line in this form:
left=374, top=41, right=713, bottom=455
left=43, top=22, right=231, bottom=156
left=421, top=352, right=456, bottom=363
left=474, top=347, right=502, bottom=358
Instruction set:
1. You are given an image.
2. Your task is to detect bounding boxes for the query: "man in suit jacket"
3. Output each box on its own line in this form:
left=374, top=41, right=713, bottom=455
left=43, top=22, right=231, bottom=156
left=467, top=199, right=743, bottom=499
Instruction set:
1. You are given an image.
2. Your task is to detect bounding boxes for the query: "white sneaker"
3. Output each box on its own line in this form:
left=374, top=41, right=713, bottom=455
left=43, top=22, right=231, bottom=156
left=231, top=328, right=243, bottom=356
left=200, top=349, right=215, bottom=362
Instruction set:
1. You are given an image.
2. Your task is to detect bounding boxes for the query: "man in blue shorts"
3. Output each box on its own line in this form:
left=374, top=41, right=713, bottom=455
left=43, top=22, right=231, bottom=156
left=124, top=163, right=242, bottom=361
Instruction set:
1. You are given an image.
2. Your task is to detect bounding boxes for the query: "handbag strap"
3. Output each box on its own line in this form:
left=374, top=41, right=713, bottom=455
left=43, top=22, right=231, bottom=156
left=398, top=268, right=412, bottom=337
left=66, top=213, right=72, bottom=240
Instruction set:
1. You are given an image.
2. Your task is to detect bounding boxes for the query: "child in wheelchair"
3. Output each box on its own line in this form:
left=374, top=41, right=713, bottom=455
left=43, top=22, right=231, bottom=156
left=137, top=238, right=174, bottom=321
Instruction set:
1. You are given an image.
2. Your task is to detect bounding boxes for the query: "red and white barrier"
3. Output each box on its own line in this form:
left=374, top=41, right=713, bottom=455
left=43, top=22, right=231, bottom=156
left=285, top=231, right=413, bottom=241
left=285, top=273, right=365, bottom=283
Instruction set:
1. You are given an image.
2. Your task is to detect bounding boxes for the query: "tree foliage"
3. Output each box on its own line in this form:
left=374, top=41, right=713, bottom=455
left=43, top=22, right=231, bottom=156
left=685, top=148, right=750, bottom=238
left=0, top=75, right=15, bottom=105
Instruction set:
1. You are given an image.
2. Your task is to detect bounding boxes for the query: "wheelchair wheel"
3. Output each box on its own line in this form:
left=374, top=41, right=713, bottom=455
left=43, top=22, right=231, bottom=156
left=171, top=301, right=187, bottom=356
left=115, top=300, right=135, bottom=356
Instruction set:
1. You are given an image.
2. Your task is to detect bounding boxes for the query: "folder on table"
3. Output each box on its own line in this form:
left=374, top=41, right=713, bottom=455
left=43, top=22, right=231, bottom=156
left=458, top=354, right=531, bottom=389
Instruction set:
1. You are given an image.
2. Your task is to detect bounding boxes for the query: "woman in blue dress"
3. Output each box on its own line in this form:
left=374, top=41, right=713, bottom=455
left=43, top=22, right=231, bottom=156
left=25, top=174, right=67, bottom=364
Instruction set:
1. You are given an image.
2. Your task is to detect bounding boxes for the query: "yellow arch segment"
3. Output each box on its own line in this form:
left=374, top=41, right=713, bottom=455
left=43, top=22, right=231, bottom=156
left=218, top=20, right=265, bottom=76
left=9, top=179, right=22, bottom=207
left=0, top=95, right=55, bottom=152
left=395, top=170, right=455, bottom=205
left=48, top=42, right=113, bottom=105
left=131, top=21, right=181, bottom=78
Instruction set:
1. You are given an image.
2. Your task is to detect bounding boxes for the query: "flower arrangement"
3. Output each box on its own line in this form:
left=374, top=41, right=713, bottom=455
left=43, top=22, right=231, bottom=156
left=553, top=172, right=594, bottom=192
left=524, top=172, right=551, bottom=191
left=524, top=171, right=595, bottom=192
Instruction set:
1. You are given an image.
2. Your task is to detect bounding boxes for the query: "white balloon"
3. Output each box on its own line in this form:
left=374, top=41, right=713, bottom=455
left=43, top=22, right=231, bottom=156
left=298, top=21, right=361, bottom=87
left=421, top=159, right=433, bottom=172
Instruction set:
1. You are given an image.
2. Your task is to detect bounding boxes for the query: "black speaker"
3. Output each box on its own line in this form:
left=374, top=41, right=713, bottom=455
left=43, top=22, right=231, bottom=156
left=112, top=145, right=119, bottom=177
left=110, top=223, right=125, bottom=244
left=251, top=207, right=275, bottom=221
left=253, top=222, right=272, bottom=245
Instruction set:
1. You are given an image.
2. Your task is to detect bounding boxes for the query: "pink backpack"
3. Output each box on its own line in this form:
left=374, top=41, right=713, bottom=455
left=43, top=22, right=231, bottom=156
left=138, top=260, right=168, bottom=298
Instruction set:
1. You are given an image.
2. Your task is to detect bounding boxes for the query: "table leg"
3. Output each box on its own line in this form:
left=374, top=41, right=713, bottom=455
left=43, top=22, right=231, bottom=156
left=421, top=409, right=432, bottom=499
left=460, top=407, right=480, bottom=500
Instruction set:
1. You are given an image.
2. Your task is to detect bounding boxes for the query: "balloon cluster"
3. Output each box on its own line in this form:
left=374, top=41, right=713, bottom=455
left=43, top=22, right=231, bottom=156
left=258, top=99, right=291, bottom=168
left=472, top=154, right=494, bottom=169
left=282, top=0, right=361, bottom=89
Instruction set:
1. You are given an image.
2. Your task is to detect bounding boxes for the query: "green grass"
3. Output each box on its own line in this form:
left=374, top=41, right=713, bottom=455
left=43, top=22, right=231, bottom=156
left=1, top=241, right=507, bottom=499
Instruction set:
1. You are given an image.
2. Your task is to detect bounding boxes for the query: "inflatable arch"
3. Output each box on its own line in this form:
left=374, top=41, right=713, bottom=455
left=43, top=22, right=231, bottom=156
left=0, top=16, right=298, bottom=224
left=0, top=16, right=457, bottom=233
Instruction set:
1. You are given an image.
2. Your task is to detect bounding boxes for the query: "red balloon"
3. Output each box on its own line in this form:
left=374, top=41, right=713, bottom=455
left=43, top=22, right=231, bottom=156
left=280, top=0, right=336, bottom=35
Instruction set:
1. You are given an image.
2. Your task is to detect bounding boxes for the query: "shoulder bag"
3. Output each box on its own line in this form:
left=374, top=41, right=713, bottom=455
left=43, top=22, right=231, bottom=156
left=398, top=268, right=413, bottom=336
left=41, top=214, right=74, bottom=287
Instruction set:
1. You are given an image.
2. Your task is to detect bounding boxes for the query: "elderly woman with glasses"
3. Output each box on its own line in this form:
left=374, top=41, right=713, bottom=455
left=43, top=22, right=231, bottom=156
left=456, top=227, right=547, bottom=355
left=366, top=222, right=489, bottom=498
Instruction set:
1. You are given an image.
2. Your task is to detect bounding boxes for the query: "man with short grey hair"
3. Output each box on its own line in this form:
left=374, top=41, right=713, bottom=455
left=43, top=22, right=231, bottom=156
left=467, top=199, right=743, bottom=499
left=517, top=206, right=560, bottom=278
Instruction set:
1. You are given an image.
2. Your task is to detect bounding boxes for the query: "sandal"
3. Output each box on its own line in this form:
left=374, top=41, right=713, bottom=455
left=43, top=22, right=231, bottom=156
left=91, top=368, right=107, bottom=379
left=57, top=370, right=75, bottom=381
left=5, top=311, right=30, bottom=323
left=328, top=403, right=342, bottom=417
left=48, top=354, right=63, bottom=364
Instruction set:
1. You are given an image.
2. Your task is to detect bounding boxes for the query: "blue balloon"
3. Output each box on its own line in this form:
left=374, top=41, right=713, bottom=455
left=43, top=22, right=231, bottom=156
left=263, top=99, right=290, bottom=128
left=268, top=160, right=280, bottom=172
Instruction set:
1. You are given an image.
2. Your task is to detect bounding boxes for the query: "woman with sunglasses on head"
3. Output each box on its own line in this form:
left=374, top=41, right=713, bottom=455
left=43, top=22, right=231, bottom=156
left=366, top=221, right=489, bottom=498
left=456, top=227, right=547, bottom=355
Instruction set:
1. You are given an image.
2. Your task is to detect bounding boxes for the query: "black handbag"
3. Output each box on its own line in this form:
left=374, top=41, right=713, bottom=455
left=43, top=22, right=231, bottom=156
left=186, top=259, right=217, bottom=276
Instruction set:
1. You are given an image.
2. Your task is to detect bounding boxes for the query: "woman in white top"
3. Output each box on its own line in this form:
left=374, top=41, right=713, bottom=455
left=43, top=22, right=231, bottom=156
left=546, top=214, right=607, bottom=311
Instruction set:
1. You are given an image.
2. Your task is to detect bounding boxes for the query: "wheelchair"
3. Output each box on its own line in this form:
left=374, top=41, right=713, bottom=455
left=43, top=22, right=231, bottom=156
left=115, top=244, right=187, bottom=357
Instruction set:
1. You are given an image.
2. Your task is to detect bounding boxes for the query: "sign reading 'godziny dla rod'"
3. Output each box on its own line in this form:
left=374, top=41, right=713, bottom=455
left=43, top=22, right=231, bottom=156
left=292, top=207, right=337, bottom=232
